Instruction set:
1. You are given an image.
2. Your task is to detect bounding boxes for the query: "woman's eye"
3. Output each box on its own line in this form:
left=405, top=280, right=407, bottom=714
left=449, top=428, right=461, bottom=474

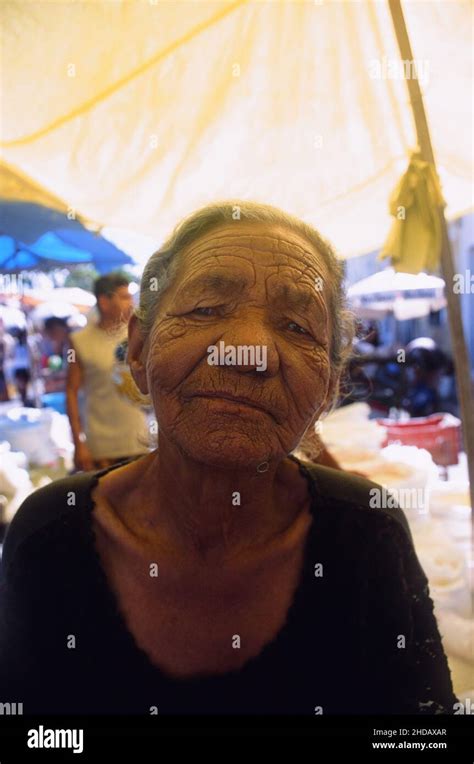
left=190, top=306, right=217, bottom=316
left=287, top=320, right=311, bottom=336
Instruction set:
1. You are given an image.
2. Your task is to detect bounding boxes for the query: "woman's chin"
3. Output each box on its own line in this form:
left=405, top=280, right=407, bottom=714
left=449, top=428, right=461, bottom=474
left=176, top=436, right=278, bottom=471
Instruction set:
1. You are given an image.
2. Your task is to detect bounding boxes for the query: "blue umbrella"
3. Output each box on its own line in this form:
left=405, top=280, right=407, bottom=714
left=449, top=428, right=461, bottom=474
left=0, top=200, right=135, bottom=273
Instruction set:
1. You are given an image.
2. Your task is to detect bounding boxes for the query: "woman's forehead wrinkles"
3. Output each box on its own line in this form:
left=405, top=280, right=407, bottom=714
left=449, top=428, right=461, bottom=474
left=179, top=242, right=329, bottom=286
left=182, top=232, right=318, bottom=261
left=176, top=251, right=329, bottom=299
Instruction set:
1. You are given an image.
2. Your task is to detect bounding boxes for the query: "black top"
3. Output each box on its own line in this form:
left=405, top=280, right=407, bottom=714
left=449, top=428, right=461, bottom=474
left=0, top=457, right=457, bottom=716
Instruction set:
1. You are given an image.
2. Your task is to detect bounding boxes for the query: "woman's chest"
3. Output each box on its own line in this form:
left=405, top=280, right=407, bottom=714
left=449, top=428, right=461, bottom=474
left=92, top=519, right=309, bottom=679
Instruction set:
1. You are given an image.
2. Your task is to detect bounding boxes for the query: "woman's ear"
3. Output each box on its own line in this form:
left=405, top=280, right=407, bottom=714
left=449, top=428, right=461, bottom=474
left=127, top=315, right=149, bottom=395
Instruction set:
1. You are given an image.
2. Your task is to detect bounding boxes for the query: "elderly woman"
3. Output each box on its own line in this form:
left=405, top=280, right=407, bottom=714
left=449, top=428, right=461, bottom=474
left=0, top=201, right=456, bottom=715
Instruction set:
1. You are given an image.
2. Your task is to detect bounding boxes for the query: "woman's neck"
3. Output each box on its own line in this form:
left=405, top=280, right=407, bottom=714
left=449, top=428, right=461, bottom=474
left=108, top=437, right=310, bottom=564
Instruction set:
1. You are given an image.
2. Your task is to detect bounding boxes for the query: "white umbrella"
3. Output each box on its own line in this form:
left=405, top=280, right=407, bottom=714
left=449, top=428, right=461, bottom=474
left=30, top=301, right=80, bottom=321
left=51, top=287, right=96, bottom=308
left=0, top=304, right=26, bottom=329
left=348, top=268, right=445, bottom=298
left=353, top=295, right=447, bottom=321
left=22, top=287, right=96, bottom=311
left=348, top=267, right=446, bottom=320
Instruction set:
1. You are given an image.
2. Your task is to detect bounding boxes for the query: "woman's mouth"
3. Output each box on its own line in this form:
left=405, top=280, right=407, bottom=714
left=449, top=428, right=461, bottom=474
left=188, top=392, right=272, bottom=416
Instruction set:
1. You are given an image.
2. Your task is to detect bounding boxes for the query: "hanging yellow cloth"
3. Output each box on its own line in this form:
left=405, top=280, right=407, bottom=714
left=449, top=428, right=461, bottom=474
left=379, top=152, right=445, bottom=274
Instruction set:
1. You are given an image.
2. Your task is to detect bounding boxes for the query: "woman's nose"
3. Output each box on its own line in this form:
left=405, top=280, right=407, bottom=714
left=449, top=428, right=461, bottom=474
left=218, top=316, right=280, bottom=376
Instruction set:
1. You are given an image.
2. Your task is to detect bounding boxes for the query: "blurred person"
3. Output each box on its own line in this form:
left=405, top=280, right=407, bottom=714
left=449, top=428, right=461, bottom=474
left=353, top=320, right=380, bottom=356
left=10, top=327, right=29, bottom=369
left=42, top=316, right=70, bottom=365
left=7, top=326, right=43, bottom=406
left=40, top=316, right=71, bottom=394
left=1, top=202, right=456, bottom=715
left=13, top=367, right=35, bottom=407
left=66, top=273, right=148, bottom=470
left=0, top=317, right=15, bottom=401
left=403, top=339, right=448, bottom=417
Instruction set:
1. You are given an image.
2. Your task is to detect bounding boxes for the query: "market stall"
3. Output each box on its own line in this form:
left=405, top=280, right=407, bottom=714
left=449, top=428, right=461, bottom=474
left=0, top=0, right=472, bottom=707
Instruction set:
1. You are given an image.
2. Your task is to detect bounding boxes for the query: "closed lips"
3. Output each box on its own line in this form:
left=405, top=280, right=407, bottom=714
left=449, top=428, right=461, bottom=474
left=189, top=392, right=271, bottom=414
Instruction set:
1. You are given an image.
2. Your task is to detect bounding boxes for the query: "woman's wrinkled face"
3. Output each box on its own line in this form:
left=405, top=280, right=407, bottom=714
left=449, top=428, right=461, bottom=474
left=137, top=223, right=333, bottom=468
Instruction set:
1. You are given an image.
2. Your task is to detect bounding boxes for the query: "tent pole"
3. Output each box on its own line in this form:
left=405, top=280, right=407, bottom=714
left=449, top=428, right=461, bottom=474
left=388, top=0, right=474, bottom=517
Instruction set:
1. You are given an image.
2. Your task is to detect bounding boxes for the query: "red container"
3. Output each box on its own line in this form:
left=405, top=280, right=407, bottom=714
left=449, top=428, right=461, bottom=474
left=376, top=413, right=462, bottom=467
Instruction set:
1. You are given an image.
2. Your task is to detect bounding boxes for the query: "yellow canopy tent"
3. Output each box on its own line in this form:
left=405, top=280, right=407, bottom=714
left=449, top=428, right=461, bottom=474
left=0, top=0, right=471, bottom=254
left=0, top=0, right=472, bottom=503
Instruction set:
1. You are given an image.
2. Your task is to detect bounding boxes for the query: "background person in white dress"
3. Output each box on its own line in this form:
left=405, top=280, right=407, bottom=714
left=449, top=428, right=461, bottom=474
left=66, top=273, right=148, bottom=470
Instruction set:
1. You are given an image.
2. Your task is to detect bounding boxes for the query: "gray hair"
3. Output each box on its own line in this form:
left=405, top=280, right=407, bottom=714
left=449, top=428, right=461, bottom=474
left=135, top=199, right=354, bottom=433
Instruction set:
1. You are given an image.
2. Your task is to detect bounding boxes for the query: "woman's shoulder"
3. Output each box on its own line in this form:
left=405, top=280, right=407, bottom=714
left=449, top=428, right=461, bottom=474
left=1, top=471, right=97, bottom=575
left=298, top=459, right=412, bottom=540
